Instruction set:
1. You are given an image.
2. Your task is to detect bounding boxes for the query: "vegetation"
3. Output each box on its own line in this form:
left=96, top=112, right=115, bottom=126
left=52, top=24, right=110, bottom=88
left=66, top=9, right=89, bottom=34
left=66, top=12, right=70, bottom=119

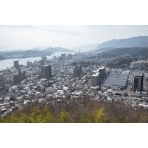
left=1, top=97, right=148, bottom=123
left=106, top=57, right=135, bottom=68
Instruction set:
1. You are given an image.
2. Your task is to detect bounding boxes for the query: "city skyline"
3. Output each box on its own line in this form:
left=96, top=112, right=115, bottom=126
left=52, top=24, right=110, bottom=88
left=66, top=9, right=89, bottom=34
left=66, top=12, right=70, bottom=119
left=0, top=25, right=148, bottom=51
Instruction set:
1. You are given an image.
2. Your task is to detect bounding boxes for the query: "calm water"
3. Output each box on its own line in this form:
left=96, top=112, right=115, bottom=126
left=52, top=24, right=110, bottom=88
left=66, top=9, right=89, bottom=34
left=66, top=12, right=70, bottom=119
left=0, top=52, right=75, bottom=70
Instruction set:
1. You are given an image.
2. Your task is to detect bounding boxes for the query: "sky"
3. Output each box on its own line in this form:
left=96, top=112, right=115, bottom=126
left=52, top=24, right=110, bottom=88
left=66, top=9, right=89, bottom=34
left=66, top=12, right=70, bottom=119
left=0, top=25, right=148, bottom=51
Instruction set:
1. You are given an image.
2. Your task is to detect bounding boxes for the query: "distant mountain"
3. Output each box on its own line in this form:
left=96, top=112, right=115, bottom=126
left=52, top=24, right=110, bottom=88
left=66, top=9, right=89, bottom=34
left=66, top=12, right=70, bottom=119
left=94, top=47, right=115, bottom=53
left=95, top=36, right=148, bottom=52
left=0, top=46, right=75, bottom=60
left=73, top=43, right=100, bottom=52
left=44, top=47, right=75, bottom=52
left=2, top=49, right=53, bottom=59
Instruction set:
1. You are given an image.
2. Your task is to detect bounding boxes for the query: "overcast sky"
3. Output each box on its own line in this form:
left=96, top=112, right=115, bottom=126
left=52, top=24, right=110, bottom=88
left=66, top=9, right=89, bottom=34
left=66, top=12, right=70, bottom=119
left=0, top=25, right=148, bottom=51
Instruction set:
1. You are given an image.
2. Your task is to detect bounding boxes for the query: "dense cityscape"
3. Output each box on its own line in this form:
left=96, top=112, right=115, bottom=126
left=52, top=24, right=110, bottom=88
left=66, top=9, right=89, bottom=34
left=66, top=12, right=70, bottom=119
left=0, top=25, right=148, bottom=122
left=0, top=44, right=148, bottom=122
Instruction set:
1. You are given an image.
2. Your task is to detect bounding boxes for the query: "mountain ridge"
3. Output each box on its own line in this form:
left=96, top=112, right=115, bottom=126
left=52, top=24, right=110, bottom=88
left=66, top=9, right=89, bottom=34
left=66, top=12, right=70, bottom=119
left=94, top=36, right=148, bottom=53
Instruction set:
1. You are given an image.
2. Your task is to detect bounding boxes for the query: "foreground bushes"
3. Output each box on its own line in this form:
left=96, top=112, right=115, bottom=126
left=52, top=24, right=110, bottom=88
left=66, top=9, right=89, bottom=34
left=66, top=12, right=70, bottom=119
left=1, top=98, right=148, bottom=123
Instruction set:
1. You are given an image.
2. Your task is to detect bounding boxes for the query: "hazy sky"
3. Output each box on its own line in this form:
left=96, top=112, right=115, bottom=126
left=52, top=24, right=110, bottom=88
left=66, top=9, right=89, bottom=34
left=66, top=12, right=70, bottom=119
left=0, top=25, right=148, bottom=51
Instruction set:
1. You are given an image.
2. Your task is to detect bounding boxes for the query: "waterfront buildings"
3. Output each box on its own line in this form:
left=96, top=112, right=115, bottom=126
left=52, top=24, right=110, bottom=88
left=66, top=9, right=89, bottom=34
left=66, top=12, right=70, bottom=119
left=14, top=61, right=19, bottom=69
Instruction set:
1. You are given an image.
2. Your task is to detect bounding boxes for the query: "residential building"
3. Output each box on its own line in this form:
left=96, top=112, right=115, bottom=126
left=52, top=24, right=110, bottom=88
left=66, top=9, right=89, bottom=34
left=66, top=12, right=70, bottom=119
left=0, top=74, right=5, bottom=89
left=134, top=72, right=143, bottom=91
left=13, top=71, right=25, bottom=84
left=41, top=65, right=51, bottom=79
left=91, top=73, right=99, bottom=86
left=73, top=65, right=82, bottom=77
left=99, top=66, right=106, bottom=81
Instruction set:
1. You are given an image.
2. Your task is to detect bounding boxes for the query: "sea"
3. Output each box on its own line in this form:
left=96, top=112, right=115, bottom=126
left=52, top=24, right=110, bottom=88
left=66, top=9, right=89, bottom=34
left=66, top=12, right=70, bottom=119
left=0, top=52, right=75, bottom=70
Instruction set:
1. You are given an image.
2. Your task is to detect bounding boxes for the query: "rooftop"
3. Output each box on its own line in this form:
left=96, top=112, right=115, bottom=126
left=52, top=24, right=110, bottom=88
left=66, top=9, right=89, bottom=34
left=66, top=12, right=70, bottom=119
left=103, top=71, right=129, bottom=90
left=92, top=73, right=99, bottom=77
left=134, top=72, right=143, bottom=77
